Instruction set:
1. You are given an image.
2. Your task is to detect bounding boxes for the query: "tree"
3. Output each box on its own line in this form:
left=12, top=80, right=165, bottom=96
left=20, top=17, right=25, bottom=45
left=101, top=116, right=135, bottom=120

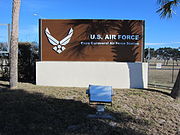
left=157, top=0, right=180, bottom=99
left=171, top=70, right=180, bottom=99
left=155, top=47, right=179, bottom=65
left=9, top=0, right=21, bottom=89
left=157, top=0, right=180, bottom=18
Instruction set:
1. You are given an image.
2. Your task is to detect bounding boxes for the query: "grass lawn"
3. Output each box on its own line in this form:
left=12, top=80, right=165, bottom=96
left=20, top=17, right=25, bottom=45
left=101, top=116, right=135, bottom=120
left=149, top=69, right=179, bottom=88
left=148, top=58, right=180, bottom=88
left=0, top=81, right=179, bottom=135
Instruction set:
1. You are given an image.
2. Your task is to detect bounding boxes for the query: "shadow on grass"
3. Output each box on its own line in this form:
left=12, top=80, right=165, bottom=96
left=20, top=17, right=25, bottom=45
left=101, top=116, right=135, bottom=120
left=141, top=88, right=171, bottom=97
left=0, top=87, right=149, bottom=135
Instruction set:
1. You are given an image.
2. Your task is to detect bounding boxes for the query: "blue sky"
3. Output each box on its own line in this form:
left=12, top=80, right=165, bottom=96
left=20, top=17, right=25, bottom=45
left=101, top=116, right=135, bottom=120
left=0, top=0, right=180, bottom=49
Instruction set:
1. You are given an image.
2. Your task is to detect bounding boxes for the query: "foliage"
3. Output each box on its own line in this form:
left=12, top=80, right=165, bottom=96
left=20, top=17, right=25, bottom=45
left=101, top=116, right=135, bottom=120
left=157, top=0, right=180, bottom=18
left=0, top=54, right=9, bottom=80
left=156, top=47, right=180, bottom=60
left=0, top=42, right=8, bottom=52
left=144, top=47, right=179, bottom=65
left=0, top=42, right=39, bottom=83
left=145, top=47, right=180, bottom=59
left=144, top=48, right=156, bottom=59
left=18, top=42, right=39, bottom=83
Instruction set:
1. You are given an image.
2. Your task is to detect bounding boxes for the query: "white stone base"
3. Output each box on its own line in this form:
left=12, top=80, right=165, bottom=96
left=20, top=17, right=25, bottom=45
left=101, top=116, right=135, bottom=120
left=36, top=62, right=148, bottom=89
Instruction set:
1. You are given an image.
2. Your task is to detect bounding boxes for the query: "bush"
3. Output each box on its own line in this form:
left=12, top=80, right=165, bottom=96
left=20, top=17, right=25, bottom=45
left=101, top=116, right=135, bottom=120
left=18, top=42, right=39, bottom=83
left=0, top=42, right=39, bottom=83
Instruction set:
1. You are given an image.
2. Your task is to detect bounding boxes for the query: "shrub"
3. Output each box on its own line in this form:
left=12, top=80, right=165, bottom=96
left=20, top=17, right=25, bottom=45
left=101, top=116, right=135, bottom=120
left=0, top=42, right=39, bottom=83
left=18, top=42, right=39, bottom=83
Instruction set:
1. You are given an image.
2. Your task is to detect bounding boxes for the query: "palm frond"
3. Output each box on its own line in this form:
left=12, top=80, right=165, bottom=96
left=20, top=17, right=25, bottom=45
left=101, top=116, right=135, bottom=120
left=157, top=0, right=179, bottom=18
left=157, top=0, right=170, bottom=4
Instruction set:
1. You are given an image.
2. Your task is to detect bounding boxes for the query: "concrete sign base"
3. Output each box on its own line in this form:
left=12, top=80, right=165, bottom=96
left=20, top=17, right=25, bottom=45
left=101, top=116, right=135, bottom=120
left=36, top=62, right=148, bottom=89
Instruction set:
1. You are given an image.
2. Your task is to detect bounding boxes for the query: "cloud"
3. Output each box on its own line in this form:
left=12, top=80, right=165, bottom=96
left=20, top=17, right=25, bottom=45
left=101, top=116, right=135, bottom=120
left=145, top=42, right=180, bottom=49
left=146, top=42, right=180, bottom=45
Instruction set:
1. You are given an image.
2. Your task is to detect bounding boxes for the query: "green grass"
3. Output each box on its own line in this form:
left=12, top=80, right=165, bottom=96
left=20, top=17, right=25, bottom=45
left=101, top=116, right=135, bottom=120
left=0, top=81, right=179, bottom=135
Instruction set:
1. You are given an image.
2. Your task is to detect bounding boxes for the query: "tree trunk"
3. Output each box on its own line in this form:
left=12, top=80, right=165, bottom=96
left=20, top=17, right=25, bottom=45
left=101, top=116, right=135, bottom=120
left=10, top=0, right=21, bottom=89
left=171, top=70, right=180, bottom=99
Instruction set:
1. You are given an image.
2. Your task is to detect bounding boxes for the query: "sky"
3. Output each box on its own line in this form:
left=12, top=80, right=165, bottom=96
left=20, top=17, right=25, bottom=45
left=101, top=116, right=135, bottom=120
left=0, top=0, right=180, bottom=49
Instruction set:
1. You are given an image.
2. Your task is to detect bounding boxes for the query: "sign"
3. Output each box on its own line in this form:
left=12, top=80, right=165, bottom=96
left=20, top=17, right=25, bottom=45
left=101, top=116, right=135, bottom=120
left=40, top=19, right=145, bottom=62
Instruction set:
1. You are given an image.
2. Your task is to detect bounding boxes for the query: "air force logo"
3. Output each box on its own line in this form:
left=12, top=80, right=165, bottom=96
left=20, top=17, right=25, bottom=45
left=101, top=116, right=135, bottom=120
left=45, top=28, right=73, bottom=54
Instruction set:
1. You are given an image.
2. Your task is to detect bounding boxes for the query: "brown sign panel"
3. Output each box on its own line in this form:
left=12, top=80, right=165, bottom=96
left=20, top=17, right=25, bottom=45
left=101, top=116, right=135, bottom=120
left=40, top=19, right=145, bottom=62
